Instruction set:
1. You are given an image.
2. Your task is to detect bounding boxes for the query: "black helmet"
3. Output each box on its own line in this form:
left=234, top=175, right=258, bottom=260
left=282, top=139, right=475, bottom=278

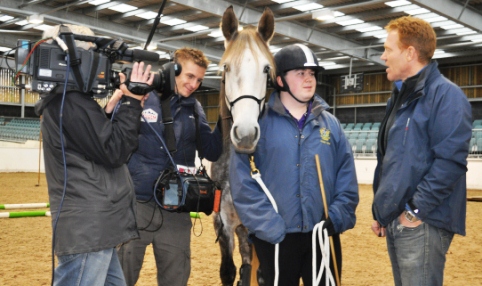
left=274, top=44, right=324, bottom=91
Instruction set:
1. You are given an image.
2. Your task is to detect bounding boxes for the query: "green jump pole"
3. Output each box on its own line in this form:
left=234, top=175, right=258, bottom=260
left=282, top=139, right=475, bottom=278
left=190, top=212, right=202, bottom=219
left=0, top=203, right=50, bottom=210
left=0, top=211, right=51, bottom=218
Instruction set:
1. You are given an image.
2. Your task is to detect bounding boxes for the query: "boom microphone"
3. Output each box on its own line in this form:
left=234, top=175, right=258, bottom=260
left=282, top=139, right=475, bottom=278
left=129, top=49, right=160, bottom=63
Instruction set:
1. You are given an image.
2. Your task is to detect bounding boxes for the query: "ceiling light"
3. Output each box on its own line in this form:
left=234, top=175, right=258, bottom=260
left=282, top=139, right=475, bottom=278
left=208, top=30, right=223, bottom=38
left=33, top=24, right=53, bottom=31
left=135, top=11, right=158, bottom=20
left=0, top=46, right=12, bottom=52
left=404, top=8, right=430, bottom=15
left=318, top=61, right=336, bottom=66
left=336, top=18, right=364, bottom=26
left=452, top=28, right=476, bottom=35
left=365, top=30, right=388, bottom=37
left=185, top=25, right=209, bottom=32
left=385, top=1, right=411, bottom=7
left=293, top=3, right=323, bottom=12
left=356, top=25, right=382, bottom=32
left=27, top=14, right=44, bottom=24
left=161, top=18, right=186, bottom=26
left=15, top=20, right=28, bottom=26
left=89, top=0, right=110, bottom=5
left=467, top=34, right=482, bottom=42
left=272, top=0, right=295, bottom=3
left=440, top=23, right=464, bottom=30
left=415, top=13, right=447, bottom=23
left=0, top=15, right=14, bottom=22
left=146, top=43, right=157, bottom=50
left=312, top=9, right=335, bottom=21
left=108, top=4, right=137, bottom=13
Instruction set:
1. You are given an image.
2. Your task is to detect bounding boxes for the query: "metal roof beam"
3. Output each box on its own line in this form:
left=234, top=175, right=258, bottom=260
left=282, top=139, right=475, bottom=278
left=171, top=0, right=385, bottom=67
left=411, top=0, right=482, bottom=32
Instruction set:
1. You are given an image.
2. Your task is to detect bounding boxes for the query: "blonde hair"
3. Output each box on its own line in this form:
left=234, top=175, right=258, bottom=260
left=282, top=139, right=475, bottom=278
left=43, top=24, right=95, bottom=50
left=174, top=47, right=210, bottom=69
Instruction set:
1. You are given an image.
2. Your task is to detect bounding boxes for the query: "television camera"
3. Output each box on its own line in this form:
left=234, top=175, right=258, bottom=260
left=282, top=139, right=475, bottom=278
left=15, top=25, right=178, bottom=98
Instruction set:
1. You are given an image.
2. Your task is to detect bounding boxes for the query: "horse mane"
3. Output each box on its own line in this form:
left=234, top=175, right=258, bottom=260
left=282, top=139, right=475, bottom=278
left=218, top=26, right=276, bottom=141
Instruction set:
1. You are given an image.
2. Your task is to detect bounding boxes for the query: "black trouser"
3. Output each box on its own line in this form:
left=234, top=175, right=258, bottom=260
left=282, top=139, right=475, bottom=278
left=252, top=232, right=342, bottom=286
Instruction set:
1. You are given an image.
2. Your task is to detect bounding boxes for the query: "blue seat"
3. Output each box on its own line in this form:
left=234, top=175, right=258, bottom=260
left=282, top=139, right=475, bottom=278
left=357, top=132, right=368, bottom=140
left=368, top=132, right=378, bottom=139
left=348, top=132, right=358, bottom=140
left=365, top=138, right=377, bottom=154
left=477, top=138, right=482, bottom=154
left=473, top=119, right=482, bottom=128
left=355, top=138, right=365, bottom=153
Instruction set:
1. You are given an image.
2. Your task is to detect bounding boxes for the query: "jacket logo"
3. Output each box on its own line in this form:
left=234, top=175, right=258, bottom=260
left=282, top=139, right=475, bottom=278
left=320, top=128, right=331, bottom=145
left=141, top=108, right=158, bottom=123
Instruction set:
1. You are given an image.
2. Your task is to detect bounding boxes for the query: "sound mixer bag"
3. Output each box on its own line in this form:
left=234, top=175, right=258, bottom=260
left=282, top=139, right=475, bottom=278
left=154, top=167, right=216, bottom=215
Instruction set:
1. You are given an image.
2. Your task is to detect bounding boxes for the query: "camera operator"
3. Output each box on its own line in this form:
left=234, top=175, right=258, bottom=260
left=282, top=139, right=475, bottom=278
left=117, top=47, right=223, bottom=286
left=35, top=24, right=154, bottom=286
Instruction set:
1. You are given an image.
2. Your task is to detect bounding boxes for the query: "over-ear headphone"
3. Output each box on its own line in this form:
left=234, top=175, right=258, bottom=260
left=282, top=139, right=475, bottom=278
left=158, top=62, right=182, bottom=99
left=173, top=62, right=182, bottom=76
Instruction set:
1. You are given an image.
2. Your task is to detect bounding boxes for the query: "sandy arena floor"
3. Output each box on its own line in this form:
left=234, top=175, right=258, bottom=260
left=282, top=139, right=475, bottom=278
left=0, top=172, right=481, bottom=285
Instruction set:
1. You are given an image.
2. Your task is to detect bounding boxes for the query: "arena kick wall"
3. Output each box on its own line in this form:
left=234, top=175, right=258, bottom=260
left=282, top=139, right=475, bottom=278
left=1, top=141, right=481, bottom=190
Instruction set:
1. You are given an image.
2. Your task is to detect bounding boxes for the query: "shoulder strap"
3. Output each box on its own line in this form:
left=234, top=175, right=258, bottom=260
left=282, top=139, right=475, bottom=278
left=192, top=106, right=204, bottom=161
left=160, top=96, right=177, bottom=153
left=59, top=26, right=85, bottom=92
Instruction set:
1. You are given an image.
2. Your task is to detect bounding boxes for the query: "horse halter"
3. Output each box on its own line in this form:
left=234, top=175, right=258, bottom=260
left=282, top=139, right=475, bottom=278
left=223, top=64, right=271, bottom=114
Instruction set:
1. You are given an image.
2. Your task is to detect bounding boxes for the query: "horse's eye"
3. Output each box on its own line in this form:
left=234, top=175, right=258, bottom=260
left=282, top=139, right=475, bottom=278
left=224, top=64, right=230, bottom=72
left=263, top=65, right=270, bottom=74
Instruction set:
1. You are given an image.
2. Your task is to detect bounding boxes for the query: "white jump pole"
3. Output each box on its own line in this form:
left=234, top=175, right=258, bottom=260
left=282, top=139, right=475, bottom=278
left=0, top=203, right=50, bottom=210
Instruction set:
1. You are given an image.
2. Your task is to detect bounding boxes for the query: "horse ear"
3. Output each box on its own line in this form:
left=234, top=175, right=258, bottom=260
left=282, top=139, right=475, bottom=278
left=257, top=7, right=275, bottom=43
left=221, top=5, right=238, bottom=42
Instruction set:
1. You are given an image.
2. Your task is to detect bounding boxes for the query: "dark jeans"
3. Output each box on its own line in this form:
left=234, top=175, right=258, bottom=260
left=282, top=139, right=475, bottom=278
left=252, top=232, right=342, bottom=286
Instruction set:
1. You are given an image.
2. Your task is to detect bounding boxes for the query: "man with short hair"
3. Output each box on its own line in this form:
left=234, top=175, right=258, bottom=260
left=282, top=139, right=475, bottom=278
left=371, top=16, right=472, bottom=286
left=117, top=47, right=222, bottom=286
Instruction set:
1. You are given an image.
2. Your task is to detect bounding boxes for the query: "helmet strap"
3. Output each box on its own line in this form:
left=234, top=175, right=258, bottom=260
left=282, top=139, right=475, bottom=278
left=281, top=76, right=312, bottom=104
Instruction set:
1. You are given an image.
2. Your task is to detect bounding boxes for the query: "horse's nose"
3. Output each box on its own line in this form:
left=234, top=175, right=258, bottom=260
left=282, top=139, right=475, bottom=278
left=232, top=125, right=259, bottom=152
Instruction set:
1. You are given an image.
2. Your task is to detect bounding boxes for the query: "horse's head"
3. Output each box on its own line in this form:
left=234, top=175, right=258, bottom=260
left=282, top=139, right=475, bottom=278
left=219, top=6, right=275, bottom=154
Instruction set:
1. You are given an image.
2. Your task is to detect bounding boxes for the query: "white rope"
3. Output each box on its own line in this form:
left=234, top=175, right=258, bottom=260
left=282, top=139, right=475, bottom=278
left=312, top=221, right=335, bottom=286
left=252, top=172, right=279, bottom=286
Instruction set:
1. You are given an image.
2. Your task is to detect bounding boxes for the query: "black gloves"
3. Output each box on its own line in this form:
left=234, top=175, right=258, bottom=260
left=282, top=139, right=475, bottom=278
left=323, top=217, right=336, bottom=236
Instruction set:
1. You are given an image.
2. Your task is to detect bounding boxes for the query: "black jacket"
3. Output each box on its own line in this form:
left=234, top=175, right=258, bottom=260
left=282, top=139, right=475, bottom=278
left=35, top=88, right=141, bottom=255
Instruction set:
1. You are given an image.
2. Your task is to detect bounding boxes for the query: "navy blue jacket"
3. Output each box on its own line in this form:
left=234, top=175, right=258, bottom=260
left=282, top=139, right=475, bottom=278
left=230, top=92, right=359, bottom=244
left=373, top=61, right=472, bottom=235
left=128, top=92, right=222, bottom=201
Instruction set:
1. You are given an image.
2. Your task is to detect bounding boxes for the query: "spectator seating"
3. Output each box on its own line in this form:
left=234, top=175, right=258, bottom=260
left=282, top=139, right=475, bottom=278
left=341, top=120, right=482, bottom=157
left=0, top=117, right=41, bottom=142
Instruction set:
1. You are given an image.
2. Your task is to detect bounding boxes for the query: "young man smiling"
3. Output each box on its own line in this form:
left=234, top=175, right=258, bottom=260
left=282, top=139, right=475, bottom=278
left=117, top=47, right=222, bottom=286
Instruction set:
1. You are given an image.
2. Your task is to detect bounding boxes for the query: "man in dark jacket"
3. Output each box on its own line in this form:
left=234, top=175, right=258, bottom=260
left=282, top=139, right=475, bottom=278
left=117, top=47, right=222, bottom=286
left=371, top=16, right=472, bottom=286
left=35, top=24, right=154, bottom=286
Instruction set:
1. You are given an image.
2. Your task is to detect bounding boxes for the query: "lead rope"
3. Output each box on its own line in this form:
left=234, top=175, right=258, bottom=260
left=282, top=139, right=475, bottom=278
left=249, top=155, right=280, bottom=286
left=249, top=154, right=336, bottom=286
left=312, top=221, right=335, bottom=285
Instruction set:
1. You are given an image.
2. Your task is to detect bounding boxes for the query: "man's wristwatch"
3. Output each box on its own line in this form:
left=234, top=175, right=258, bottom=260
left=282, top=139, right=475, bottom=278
left=405, top=201, right=420, bottom=223
left=404, top=210, right=420, bottom=223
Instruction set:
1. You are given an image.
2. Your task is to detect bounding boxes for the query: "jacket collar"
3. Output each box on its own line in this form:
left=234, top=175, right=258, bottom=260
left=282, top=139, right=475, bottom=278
left=268, top=91, right=330, bottom=118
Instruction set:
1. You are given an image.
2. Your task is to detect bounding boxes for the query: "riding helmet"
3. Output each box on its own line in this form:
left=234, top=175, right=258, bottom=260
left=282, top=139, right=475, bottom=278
left=273, top=44, right=324, bottom=91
